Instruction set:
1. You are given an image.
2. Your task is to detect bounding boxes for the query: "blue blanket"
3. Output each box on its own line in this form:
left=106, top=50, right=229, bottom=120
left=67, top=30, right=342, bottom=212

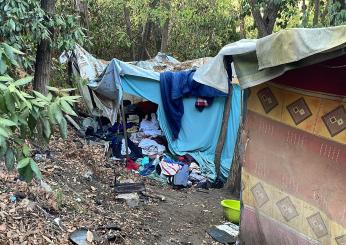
left=160, top=70, right=226, bottom=139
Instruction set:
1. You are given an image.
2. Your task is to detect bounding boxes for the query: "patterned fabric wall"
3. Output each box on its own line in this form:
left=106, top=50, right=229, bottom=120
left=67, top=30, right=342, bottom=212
left=241, top=83, right=346, bottom=245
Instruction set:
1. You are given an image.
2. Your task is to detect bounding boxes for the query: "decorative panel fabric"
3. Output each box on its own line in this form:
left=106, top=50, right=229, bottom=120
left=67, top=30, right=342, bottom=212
left=241, top=83, right=346, bottom=245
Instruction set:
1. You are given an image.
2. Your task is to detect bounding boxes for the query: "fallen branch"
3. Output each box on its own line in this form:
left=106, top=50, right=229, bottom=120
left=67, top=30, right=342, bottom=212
left=35, top=203, right=64, bottom=232
left=65, top=114, right=81, bottom=131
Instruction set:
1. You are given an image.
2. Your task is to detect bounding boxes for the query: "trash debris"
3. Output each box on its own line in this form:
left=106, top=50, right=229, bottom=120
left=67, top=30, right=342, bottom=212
left=141, top=189, right=166, bottom=201
left=34, top=153, right=45, bottom=162
left=207, top=222, right=239, bottom=244
left=83, top=169, right=94, bottom=180
left=0, top=223, right=6, bottom=231
left=86, top=230, right=94, bottom=242
left=115, top=181, right=145, bottom=194
left=0, top=102, right=228, bottom=244
left=116, top=193, right=140, bottom=208
left=40, top=180, right=53, bottom=192
left=53, top=218, right=62, bottom=227
left=9, top=195, right=16, bottom=203
left=69, top=228, right=94, bottom=245
left=97, top=223, right=122, bottom=231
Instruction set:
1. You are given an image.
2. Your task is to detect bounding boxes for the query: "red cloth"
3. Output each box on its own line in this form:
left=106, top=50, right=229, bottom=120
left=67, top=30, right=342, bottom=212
left=195, top=97, right=209, bottom=108
left=126, top=158, right=139, bottom=171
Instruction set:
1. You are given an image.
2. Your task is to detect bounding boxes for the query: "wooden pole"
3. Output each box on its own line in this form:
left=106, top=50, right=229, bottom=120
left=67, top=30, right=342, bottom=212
left=214, top=80, right=232, bottom=178
left=120, top=97, right=129, bottom=160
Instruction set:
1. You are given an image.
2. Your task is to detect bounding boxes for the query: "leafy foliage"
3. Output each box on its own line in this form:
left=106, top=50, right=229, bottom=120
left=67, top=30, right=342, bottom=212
left=0, top=42, right=79, bottom=182
left=0, top=0, right=88, bottom=71
left=87, top=0, right=239, bottom=61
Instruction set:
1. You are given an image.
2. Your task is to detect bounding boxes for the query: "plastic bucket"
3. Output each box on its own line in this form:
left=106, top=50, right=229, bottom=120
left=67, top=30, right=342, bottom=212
left=221, top=199, right=240, bottom=223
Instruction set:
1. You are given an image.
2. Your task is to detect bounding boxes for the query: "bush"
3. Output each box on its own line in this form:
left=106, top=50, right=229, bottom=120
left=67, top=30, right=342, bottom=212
left=0, top=42, right=79, bottom=182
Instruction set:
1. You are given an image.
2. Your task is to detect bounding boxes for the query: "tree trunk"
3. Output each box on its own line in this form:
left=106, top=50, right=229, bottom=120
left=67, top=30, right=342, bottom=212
left=321, top=0, right=330, bottom=24
left=338, top=0, right=346, bottom=9
left=313, top=0, right=320, bottom=26
left=160, top=0, right=170, bottom=53
left=226, top=127, right=247, bottom=196
left=74, top=0, right=89, bottom=29
left=34, top=0, right=55, bottom=95
left=138, top=21, right=153, bottom=60
left=331, top=0, right=345, bottom=25
left=123, top=4, right=136, bottom=60
left=239, top=5, right=246, bottom=39
left=302, top=0, right=308, bottom=27
left=160, top=19, right=170, bottom=53
left=137, top=0, right=159, bottom=60
left=248, top=0, right=280, bottom=37
left=153, top=23, right=162, bottom=52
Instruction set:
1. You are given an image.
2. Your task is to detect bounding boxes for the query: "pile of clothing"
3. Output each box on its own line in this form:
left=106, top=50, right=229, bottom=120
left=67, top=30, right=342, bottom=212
left=128, top=113, right=166, bottom=157
left=135, top=154, right=208, bottom=188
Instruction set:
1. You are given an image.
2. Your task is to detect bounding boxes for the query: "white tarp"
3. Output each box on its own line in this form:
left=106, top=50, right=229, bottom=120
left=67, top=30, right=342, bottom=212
left=193, top=39, right=256, bottom=93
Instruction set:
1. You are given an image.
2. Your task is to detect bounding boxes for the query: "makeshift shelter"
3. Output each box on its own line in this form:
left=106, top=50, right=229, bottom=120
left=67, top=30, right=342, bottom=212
left=196, top=25, right=346, bottom=244
left=61, top=46, right=242, bottom=181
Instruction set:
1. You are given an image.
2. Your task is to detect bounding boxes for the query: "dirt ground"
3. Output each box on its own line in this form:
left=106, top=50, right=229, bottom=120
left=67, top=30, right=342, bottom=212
left=137, top=186, right=233, bottom=244
left=0, top=128, right=237, bottom=245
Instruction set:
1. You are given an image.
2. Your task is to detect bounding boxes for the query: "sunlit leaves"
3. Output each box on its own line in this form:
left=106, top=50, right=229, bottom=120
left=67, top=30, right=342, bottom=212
left=0, top=42, right=79, bottom=182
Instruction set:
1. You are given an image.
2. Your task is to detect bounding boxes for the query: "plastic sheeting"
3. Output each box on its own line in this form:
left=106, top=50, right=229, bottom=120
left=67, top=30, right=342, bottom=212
left=193, top=39, right=256, bottom=93
left=62, top=45, right=242, bottom=180
left=256, top=25, right=346, bottom=69
left=105, top=59, right=242, bottom=180
left=193, top=25, right=346, bottom=91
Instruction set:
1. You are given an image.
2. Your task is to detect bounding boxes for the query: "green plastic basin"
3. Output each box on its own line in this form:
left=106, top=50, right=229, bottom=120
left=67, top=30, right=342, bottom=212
left=221, top=199, right=240, bottom=223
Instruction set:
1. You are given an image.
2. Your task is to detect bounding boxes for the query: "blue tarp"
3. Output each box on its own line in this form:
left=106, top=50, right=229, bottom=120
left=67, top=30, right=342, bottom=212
left=101, top=59, right=242, bottom=181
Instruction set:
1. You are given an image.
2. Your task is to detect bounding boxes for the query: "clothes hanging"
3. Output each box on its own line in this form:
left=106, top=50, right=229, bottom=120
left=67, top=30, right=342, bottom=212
left=159, top=70, right=226, bottom=139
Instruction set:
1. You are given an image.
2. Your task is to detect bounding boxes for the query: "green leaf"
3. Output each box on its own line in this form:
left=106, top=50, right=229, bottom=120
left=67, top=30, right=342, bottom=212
left=3, top=43, right=18, bottom=66
left=33, top=91, right=51, bottom=102
left=0, top=75, right=13, bottom=82
left=0, top=126, right=11, bottom=138
left=28, top=114, right=37, bottom=132
left=17, top=157, right=30, bottom=169
left=22, top=144, right=31, bottom=157
left=31, top=99, right=47, bottom=108
left=13, top=76, right=33, bottom=87
left=4, top=92, right=15, bottom=113
left=42, top=118, right=51, bottom=140
left=62, top=95, right=81, bottom=103
left=0, top=83, right=8, bottom=91
left=12, top=137, right=24, bottom=146
left=0, top=118, right=17, bottom=127
left=18, top=165, right=33, bottom=182
left=22, top=92, right=34, bottom=99
left=30, top=159, right=42, bottom=180
left=59, top=116, right=67, bottom=139
left=48, top=102, right=59, bottom=124
left=60, top=88, right=76, bottom=92
left=0, top=59, right=8, bottom=74
left=7, top=45, right=24, bottom=55
left=47, top=93, right=53, bottom=102
left=0, top=97, right=7, bottom=112
left=54, top=106, right=64, bottom=124
left=5, top=148, right=15, bottom=171
left=0, top=138, right=7, bottom=158
left=60, top=100, right=77, bottom=116
left=46, top=86, right=59, bottom=92
left=9, top=19, right=16, bottom=31
left=14, top=90, right=29, bottom=104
